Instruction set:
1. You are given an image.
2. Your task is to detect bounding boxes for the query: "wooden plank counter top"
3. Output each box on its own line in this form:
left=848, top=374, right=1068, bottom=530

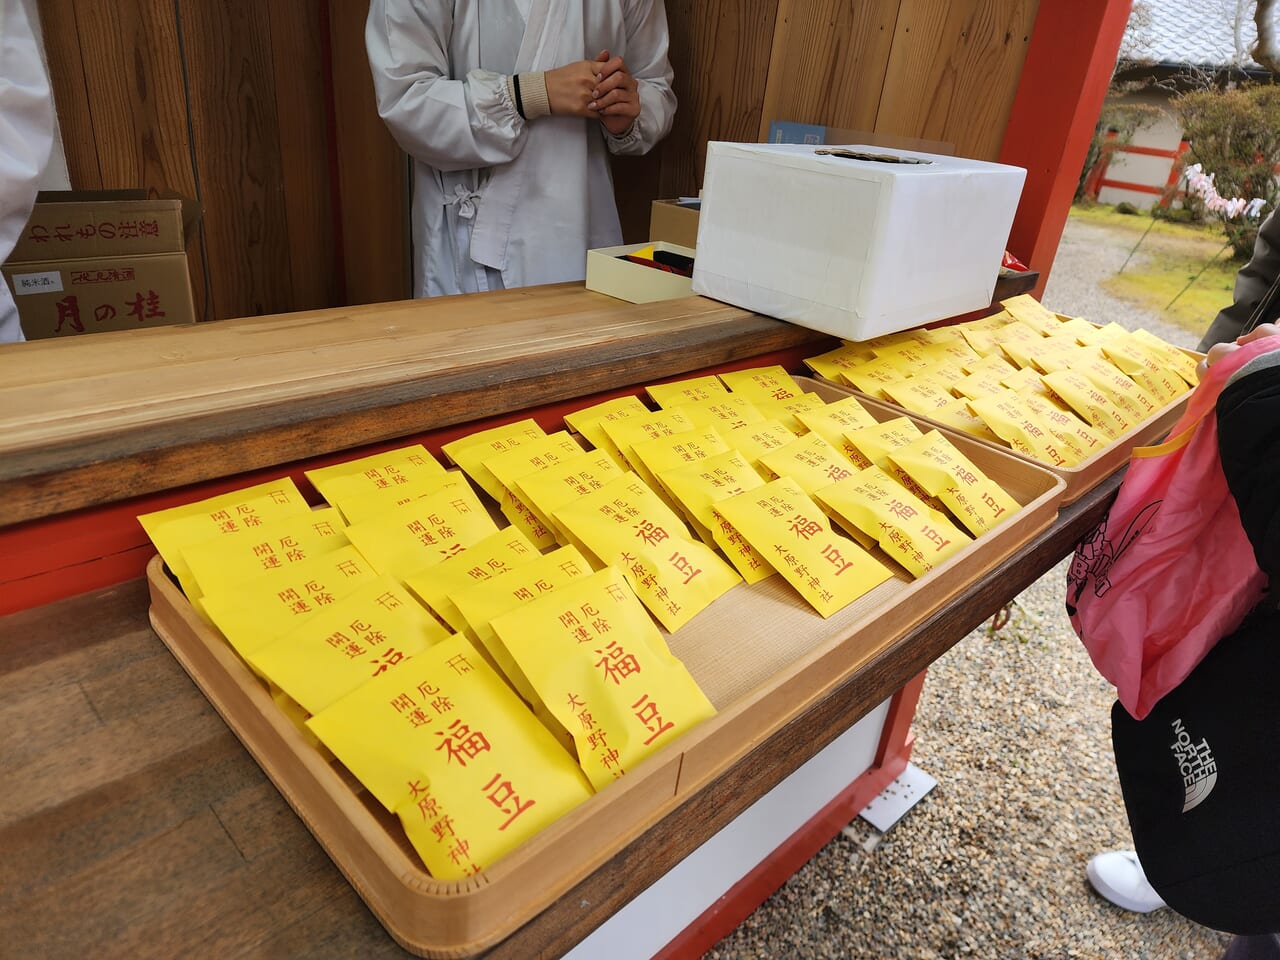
left=0, top=286, right=832, bottom=526
left=0, top=470, right=1114, bottom=960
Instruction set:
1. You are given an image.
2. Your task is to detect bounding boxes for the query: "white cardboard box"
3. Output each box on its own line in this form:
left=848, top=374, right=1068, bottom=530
left=690, top=143, right=1026, bottom=341
left=585, top=241, right=696, bottom=304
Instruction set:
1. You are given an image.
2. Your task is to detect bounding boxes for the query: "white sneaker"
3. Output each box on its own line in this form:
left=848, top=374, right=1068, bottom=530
left=1086, top=850, right=1167, bottom=913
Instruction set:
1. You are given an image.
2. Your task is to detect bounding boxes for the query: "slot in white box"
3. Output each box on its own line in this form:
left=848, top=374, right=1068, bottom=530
left=691, top=143, right=1026, bottom=341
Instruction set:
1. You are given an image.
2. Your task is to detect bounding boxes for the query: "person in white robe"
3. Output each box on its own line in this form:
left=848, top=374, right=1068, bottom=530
left=0, top=0, right=55, bottom=343
left=366, top=0, right=675, bottom=298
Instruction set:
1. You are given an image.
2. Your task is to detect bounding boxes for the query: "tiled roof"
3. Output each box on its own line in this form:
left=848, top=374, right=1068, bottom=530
left=1125, top=0, right=1262, bottom=69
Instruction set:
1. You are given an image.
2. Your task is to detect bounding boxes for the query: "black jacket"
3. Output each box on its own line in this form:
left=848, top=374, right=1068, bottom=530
left=1216, top=348, right=1280, bottom=584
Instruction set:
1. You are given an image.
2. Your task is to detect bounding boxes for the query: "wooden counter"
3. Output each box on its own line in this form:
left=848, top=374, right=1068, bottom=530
left=0, top=475, right=1113, bottom=958
left=0, top=276, right=1074, bottom=959
left=0, top=288, right=832, bottom=614
left=0, top=286, right=832, bottom=526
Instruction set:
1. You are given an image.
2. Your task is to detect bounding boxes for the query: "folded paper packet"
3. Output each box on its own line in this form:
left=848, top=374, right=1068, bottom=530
left=307, top=633, right=594, bottom=880
left=139, top=477, right=310, bottom=594
left=717, top=476, right=892, bottom=618
left=490, top=566, right=717, bottom=791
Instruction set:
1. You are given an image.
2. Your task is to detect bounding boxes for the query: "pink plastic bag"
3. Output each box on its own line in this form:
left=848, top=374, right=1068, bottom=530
left=1066, top=338, right=1278, bottom=720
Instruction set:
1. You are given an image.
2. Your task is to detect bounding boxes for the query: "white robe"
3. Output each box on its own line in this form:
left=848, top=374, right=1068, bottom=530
left=366, top=0, right=675, bottom=298
left=0, top=0, right=54, bottom=343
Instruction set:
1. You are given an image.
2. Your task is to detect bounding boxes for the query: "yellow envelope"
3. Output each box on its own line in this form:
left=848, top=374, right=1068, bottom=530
left=1042, top=370, right=1136, bottom=439
left=490, top=566, right=716, bottom=791
left=1056, top=316, right=1107, bottom=344
left=563, top=396, right=652, bottom=468
left=629, top=427, right=731, bottom=527
left=802, top=343, right=876, bottom=383
left=306, top=633, right=593, bottom=880
left=404, top=527, right=540, bottom=632
left=816, top=466, right=971, bottom=577
left=343, top=485, right=499, bottom=582
left=512, top=448, right=626, bottom=544
left=201, top=544, right=380, bottom=659
left=952, top=368, right=1010, bottom=401
left=881, top=376, right=962, bottom=418
left=335, top=470, right=471, bottom=525
left=1132, top=328, right=1201, bottom=386
left=311, top=452, right=451, bottom=516
left=600, top=408, right=696, bottom=478
left=714, top=418, right=798, bottom=479
left=759, top=432, right=859, bottom=490
left=717, top=477, right=892, bottom=617
left=1075, top=355, right=1161, bottom=420
left=794, top=395, right=879, bottom=449
left=552, top=472, right=741, bottom=632
left=968, top=393, right=1074, bottom=466
left=718, top=364, right=805, bottom=401
left=749, top=392, right=827, bottom=434
left=842, top=417, right=955, bottom=512
left=139, top=478, right=311, bottom=593
left=835, top=355, right=911, bottom=398
left=1021, top=391, right=1108, bottom=462
left=888, top=431, right=1022, bottom=536
left=483, top=431, right=586, bottom=550
left=659, top=450, right=775, bottom=584
left=925, top=396, right=1004, bottom=443
left=304, top=445, right=446, bottom=505
left=443, top=420, right=549, bottom=501
left=646, top=375, right=730, bottom=407
left=249, top=575, right=451, bottom=715
left=180, top=506, right=349, bottom=603
left=670, top=394, right=766, bottom=432
left=1100, top=335, right=1188, bottom=403
left=960, top=352, right=1019, bottom=378
left=1001, top=293, right=1064, bottom=335
left=449, top=545, right=596, bottom=703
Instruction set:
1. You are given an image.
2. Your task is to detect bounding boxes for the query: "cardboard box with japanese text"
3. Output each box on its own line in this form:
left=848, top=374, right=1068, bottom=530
left=2, top=190, right=201, bottom=339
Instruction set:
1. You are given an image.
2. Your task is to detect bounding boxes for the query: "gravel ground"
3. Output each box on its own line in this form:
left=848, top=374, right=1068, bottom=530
left=702, top=215, right=1228, bottom=959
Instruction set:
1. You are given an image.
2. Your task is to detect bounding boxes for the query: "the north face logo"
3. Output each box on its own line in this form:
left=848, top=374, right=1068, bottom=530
left=1170, top=717, right=1218, bottom=812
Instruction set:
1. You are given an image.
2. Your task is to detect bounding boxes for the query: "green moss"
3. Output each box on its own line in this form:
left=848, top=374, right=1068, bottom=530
left=1068, top=203, right=1244, bottom=336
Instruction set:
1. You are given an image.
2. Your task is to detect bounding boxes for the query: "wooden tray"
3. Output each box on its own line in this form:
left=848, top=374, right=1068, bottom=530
left=809, top=364, right=1195, bottom=505
left=147, top=392, right=1066, bottom=959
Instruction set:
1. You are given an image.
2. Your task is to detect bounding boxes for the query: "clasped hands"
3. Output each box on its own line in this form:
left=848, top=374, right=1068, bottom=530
left=544, top=50, right=639, bottom=135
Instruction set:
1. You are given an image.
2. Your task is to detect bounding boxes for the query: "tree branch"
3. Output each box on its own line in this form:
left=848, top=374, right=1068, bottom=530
left=1253, top=0, right=1280, bottom=73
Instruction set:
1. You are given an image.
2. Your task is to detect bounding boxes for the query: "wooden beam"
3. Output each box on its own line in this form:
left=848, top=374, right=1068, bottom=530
left=998, top=0, right=1134, bottom=294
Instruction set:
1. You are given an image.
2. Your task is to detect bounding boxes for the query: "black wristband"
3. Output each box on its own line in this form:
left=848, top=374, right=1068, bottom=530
left=513, top=74, right=528, bottom=120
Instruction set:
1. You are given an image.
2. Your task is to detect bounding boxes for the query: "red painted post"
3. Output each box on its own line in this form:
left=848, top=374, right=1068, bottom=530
left=998, top=0, right=1135, bottom=298
left=1159, top=139, right=1191, bottom=207
left=1082, top=129, right=1118, bottom=199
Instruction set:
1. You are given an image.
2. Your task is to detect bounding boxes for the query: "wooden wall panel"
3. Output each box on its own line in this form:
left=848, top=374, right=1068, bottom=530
left=758, top=0, right=901, bottom=140
left=614, top=0, right=781, bottom=241
left=64, top=2, right=193, bottom=190
left=660, top=0, right=781, bottom=196
left=266, top=2, right=338, bottom=312
left=326, top=0, right=410, bottom=305
left=175, top=1, right=292, bottom=319
left=39, top=0, right=213, bottom=321
left=36, top=0, right=1040, bottom=318
left=34, top=2, right=102, bottom=188
left=876, top=0, right=1038, bottom=160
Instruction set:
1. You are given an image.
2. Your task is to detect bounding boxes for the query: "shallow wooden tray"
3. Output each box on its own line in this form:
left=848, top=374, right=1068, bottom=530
left=147, top=392, right=1065, bottom=959
left=808, top=361, right=1195, bottom=505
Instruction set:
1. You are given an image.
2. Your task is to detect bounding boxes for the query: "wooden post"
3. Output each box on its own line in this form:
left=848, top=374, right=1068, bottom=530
left=998, top=0, right=1135, bottom=298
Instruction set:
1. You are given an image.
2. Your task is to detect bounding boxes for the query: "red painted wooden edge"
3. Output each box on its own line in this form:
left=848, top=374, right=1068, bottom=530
left=0, top=347, right=813, bottom=615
